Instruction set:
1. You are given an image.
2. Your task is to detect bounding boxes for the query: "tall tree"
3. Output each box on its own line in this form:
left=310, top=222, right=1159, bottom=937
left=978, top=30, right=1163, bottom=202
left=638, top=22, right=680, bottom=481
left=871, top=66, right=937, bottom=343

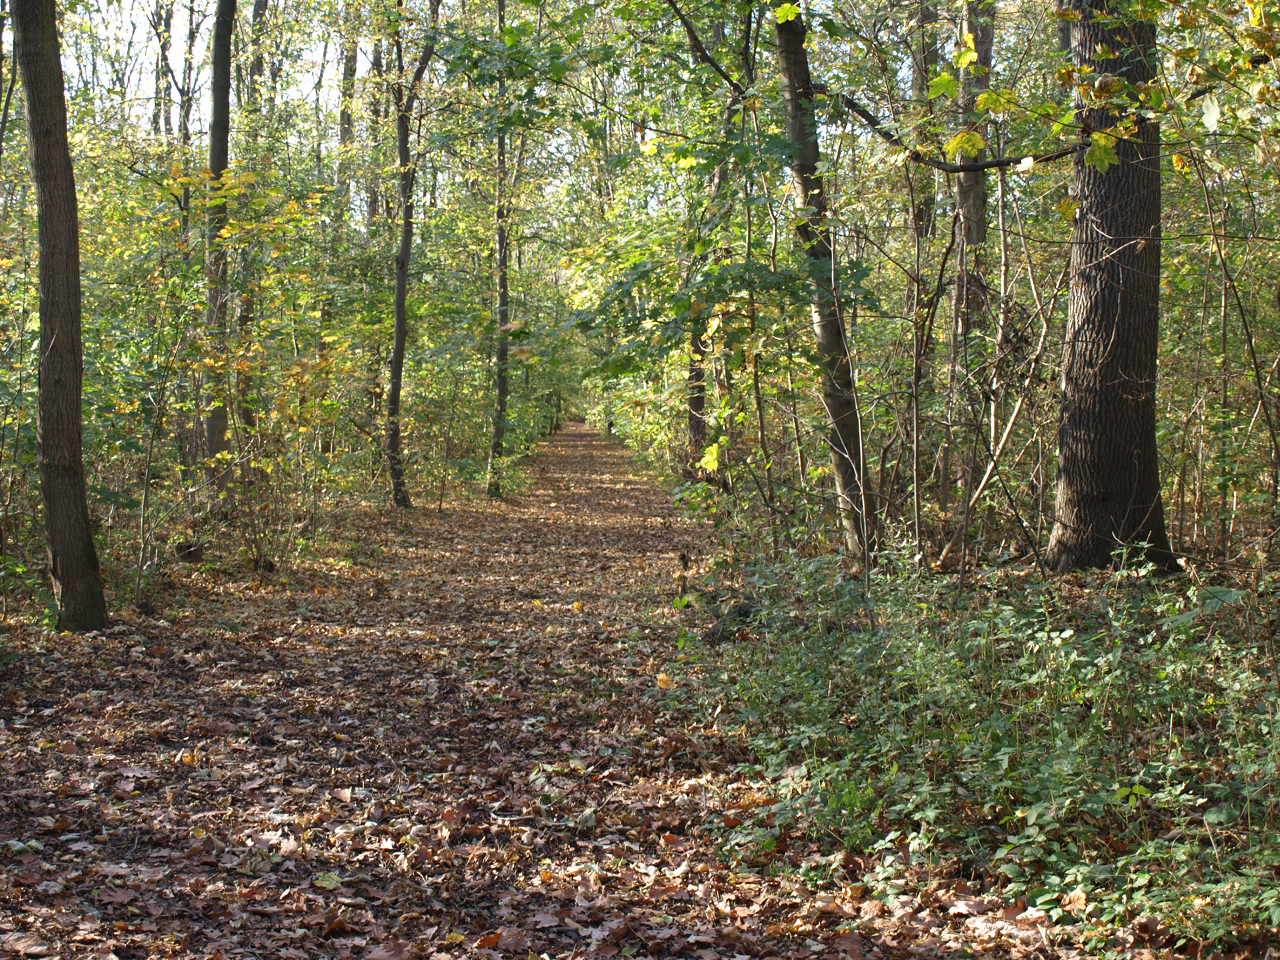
left=953, top=0, right=992, bottom=332
left=203, top=0, right=236, bottom=486
left=1045, top=0, right=1174, bottom=569
left=14, top=0, right=107, bottom=629
left=775, top=9, right=875, bottom=558
left=485, top=0, right=511, bottom=497
left=385, top=0, right=442, bottom=508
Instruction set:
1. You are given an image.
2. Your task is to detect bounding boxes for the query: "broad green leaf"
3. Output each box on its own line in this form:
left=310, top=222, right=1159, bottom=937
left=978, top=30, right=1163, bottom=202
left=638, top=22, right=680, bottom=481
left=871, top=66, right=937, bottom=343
left=774, top=3, right=801, bottom=23
left=698, top=441, right=722, bottom=473
left=943, top=130, right=986, bottom=161
left=1084, top=131, right=1119, bottom=172
left=928, top=71, right=960, bottom=100
left=976, top=88, right=1017, bottom=115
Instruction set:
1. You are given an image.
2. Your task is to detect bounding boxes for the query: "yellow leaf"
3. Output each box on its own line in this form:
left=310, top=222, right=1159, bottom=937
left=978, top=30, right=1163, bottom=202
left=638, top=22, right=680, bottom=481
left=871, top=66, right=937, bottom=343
left=656, top=673, right=676, bottom=690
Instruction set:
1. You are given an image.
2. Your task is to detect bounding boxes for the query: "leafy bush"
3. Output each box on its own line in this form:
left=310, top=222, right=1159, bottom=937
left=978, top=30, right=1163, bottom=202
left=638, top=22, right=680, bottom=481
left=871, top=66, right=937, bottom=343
left=687, top=552, right=1280, bottom=948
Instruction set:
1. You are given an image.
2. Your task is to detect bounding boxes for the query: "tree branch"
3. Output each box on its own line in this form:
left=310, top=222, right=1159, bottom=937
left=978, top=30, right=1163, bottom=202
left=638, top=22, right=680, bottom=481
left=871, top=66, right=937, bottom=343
left=837, top=91, right=1085, bottom=173
left=661, top=0, right=744, bottom=97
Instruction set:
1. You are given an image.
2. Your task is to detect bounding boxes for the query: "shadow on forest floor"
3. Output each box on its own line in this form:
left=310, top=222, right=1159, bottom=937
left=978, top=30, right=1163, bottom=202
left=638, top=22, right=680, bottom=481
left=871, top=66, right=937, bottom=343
left=1, top=425, right=1081, bottom=959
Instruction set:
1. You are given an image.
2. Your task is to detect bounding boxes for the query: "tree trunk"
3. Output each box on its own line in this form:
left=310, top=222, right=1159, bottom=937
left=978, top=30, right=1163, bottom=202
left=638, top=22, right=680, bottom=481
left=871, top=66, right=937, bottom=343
left=338, top=29, right=357, bottom=212
left=14, top=0, right=107, bottom=630
left=203, top=0, right=236, bottom=487
left=366, top=39, right=384, bottom=229
left=150, top=0, right=173, bottom=136
left=954, top=0, right=992, bottom=333
left=485, top=0, right=510, bottom=498
left=774, top=12, right=874, bottom=558
left=384, top=0, right=441, bottom=508
left=386, top=106, right=414, bottom=508
left=909, top=1, right=937, bottom=241
left=1045, top=0, right=1174, bottom=570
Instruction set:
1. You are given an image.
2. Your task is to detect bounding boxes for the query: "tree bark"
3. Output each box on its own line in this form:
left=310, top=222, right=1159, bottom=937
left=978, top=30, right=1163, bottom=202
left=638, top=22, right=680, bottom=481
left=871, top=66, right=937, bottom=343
left=386, top=103, right=414, bottom=507
left=385, top=0, right=442, bottom=508
left=338, top=28, right=357, bottom=212
left=203, top=0, right=236, bottom=487
left=1045, top=0, right=1174, bottom=570
left=14, top=0, right=107, bottom=630
left=366, top=39, right=384, bottom=229
left=485, top=0, right=510, bottom=497
left=775, top=12, right=875, bottom=558
left=954, top=0, right=992, bottom=333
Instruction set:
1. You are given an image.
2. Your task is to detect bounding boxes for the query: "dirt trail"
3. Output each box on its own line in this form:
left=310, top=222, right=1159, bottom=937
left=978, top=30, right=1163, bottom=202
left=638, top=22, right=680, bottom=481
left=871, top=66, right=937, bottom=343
left=1, top=426, right=1070, bottom=959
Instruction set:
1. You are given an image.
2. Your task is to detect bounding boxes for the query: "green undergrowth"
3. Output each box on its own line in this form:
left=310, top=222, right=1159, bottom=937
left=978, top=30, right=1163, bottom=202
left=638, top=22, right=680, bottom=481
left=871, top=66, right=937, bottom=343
left=679, top=550, right=1280, bottom=952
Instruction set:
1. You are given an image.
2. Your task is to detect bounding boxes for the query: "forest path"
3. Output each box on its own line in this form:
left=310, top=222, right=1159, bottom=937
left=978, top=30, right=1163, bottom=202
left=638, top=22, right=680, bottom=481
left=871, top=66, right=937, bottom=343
left=1, top=426, right=1064, bottom=959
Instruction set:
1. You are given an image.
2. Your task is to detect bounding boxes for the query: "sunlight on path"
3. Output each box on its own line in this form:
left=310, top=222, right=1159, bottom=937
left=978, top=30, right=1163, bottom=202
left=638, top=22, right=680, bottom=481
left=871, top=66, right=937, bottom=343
left=0, top=426, right=1075, bottom=959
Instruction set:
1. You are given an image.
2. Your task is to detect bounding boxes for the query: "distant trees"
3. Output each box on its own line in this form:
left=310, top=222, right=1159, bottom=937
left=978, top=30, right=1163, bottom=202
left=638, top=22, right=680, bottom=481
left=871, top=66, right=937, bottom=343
left=13, top=0, right=107, bottom=629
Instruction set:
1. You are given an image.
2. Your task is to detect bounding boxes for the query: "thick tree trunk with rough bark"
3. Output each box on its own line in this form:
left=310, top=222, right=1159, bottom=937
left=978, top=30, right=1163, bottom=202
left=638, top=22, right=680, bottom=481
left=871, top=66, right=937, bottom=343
left=1045, top=0, right=1174, bottom=570
left=14, top=0, right=107, bottom=630
left=775, top=13, right=874, bottom=558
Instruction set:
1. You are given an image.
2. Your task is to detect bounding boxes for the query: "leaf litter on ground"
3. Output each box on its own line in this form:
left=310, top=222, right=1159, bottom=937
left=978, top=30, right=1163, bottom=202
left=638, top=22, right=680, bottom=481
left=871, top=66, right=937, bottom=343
left=1, top=425, right=1108, bottom=959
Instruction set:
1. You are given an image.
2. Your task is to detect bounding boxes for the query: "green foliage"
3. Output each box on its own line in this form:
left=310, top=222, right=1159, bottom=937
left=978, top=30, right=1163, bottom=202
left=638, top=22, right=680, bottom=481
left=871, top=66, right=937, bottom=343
left=685, top=554, right=1280, bottom=946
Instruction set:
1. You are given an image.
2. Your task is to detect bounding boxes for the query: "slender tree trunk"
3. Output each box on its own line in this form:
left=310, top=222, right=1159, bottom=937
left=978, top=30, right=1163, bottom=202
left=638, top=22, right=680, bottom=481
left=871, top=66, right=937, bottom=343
left=954, top=0, right=992, bottom=334
left=14, top=0, right=107, bottom=630
left=150, top=0, right=172, bottom=136
left=203, top=0, right=235, bottom=488
left=236, top=0, right=267, bottom=443
left=384, top=0, right=441, bottom=508
left=909, top=1, right=937, bottom=242
left=366, top=39, right=384, bottom=229
left=338, top=30, right=357, bottom=212
left=687, top=329, right=707, bottom=464
left=386, top=106, right=414, bottom=507
left=1045, top=0, right=1174, bottom=570
left=775, top=12, right=875, bottom=558
left=485, top=0, right=510, bottom=497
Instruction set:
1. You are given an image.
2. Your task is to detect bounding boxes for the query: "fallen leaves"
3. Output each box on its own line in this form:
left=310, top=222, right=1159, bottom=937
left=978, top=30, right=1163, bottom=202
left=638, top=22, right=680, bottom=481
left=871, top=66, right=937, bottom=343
left=0, top=427, right=1101, bottom=960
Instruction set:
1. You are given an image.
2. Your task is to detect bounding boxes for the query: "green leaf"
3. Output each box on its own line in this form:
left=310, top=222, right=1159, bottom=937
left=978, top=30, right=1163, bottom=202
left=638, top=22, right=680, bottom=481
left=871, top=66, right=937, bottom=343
left=928, top=71, right=960, bottom=100
left=943, top=129, right=986, bottom=161
left=1055, top=195, right=1078, bottom=222
left=313, top=871, right=344, bottom=890
left=698, top=441, right=722, bottom=473
left=975, top=88, right=1017, bottom=115
left=1084, top=131, right=1119, bottom=172
left=774, top=3, right=801, bottom=23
